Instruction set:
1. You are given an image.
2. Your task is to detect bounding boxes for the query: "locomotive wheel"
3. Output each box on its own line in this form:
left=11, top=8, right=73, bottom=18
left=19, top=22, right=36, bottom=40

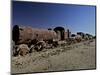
left=34, top=41, right=45, bottom=51
left=18, top=48, right=29, bottom=56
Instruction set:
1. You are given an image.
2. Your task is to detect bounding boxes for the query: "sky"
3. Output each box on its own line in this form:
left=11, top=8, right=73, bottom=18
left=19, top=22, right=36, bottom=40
left=12, top=1, right=96, bottom=36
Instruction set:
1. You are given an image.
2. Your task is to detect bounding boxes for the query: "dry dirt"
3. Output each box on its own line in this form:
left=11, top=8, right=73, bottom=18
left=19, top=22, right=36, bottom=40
left=11, top=40, right=96, bottom=74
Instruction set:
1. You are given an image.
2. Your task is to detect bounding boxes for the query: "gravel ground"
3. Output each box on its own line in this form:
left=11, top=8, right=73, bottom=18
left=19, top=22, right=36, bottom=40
left=11, top=40, right=96, bottom=74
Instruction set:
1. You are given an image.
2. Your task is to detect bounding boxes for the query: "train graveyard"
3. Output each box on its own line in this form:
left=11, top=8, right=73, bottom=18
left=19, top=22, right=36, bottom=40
left=11, top=25, right=96, bottom=74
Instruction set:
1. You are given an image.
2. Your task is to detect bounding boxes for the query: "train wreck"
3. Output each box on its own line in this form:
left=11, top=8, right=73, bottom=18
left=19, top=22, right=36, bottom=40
left=12, top=25, right=94, bottom=56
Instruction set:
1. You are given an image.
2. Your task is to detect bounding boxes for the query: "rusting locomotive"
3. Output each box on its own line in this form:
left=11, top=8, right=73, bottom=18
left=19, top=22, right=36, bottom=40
left=12, top=25, right=58, bottom=45
left=12, top=25, right=71, bottom=56
left=12, top=25, right=93, bottom=56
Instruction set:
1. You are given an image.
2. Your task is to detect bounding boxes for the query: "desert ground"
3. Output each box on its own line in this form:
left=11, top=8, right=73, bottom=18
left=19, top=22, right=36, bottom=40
left=11, top=39, right=96, bottom=74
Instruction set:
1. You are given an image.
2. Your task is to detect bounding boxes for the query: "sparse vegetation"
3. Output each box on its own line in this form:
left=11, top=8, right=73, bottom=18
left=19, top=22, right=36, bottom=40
left=12, top=39, right=96, bottom=74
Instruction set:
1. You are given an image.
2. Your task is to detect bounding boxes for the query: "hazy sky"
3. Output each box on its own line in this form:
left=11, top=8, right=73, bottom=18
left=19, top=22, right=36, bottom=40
left=12, top=1, right=96, bottom=35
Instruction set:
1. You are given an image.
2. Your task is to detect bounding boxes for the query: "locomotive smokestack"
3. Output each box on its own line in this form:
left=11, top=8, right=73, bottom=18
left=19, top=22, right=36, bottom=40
left=48, top=28, right=52, bottom=31
left=67, top=29, right=70, bottom=39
